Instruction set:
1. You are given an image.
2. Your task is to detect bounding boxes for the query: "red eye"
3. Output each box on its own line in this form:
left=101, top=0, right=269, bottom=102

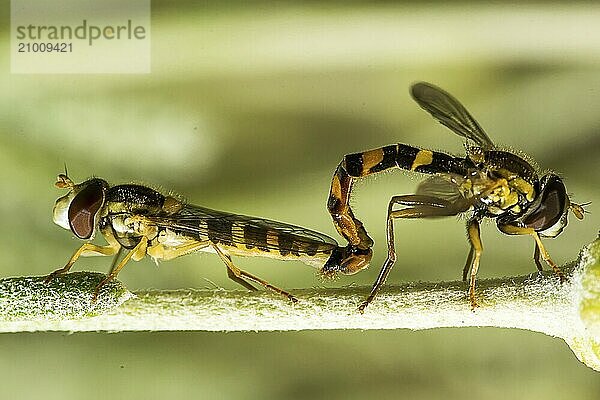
left=68, top=180, right=106, bottom=239
left=523, top=176, right=566, bottom=231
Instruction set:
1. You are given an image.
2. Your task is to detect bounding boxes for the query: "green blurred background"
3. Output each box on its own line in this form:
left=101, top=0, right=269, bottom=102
left=1, top=1, right=600, bottom=398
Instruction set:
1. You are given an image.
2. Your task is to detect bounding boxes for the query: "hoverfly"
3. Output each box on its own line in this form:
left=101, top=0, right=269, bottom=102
left=47, top=174, right=372, bottom=301
left=327, top=82, right=588, bottom=312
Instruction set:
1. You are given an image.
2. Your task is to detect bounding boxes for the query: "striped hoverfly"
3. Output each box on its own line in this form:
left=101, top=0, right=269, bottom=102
left=327, top=82, right=588, bottom=312
left=46, top=174, right=372, bottom=301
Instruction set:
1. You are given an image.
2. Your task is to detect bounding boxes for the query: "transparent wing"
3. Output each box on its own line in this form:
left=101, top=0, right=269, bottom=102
left=145, top=204, right=339, bottom=254
left=411, top=82, right=494, bottom=149
left=416, top=174, right=468, bottom=205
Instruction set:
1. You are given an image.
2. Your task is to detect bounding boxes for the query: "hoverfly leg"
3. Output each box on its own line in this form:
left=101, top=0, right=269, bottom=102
left=92, top=239, right=147, bottom=302
left=357, top=196, right=398, bottom=313
left=45, top=242, right=120, bottom=284
left=212, top=245, right=298, bottom=303
left=531, top=232, right=566, bottom=283
left=358, top=194, right=468, bottom=313
left=237, top=269, right=298, bottom=303
left=462, top=246, right=474, bottom=282
left=497, top=224, right=566, bottom=283
left=533, top=242, right=544, bottom=273
left=226, top=267, right=259, bottom=292
left=107, top=247, right=124, bottom=276
left=466, top=219, right=483, bottom=311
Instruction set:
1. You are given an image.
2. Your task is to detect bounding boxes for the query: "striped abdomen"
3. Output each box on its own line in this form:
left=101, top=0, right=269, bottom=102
left=327, top=144, right=468, bottom=250
left=343, top=144, right=467, bottom=178
left=149, top=204, right=340, bottom=268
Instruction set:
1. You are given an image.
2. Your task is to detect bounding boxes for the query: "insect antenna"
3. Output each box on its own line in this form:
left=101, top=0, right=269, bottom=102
left=55, top=163, right=74, bottom=189
left=570, top=201, right=591, bottom=220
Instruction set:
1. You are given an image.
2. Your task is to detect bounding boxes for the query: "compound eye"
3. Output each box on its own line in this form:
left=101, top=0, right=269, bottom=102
left=523, top=176, right=567, bottom=231
left=68, top=180, right=106, bottom=239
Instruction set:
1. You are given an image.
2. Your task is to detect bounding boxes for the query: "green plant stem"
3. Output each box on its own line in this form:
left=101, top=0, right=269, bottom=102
left=1, top=239, right=599, bottom=371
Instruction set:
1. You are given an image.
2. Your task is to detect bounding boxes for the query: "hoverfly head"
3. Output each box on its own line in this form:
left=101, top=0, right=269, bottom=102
left=521, top=174, right=571, bottom=238
left=53, top=175, right=109, bottom=240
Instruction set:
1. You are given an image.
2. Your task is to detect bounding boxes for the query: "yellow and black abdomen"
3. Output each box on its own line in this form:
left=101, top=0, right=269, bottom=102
left=342, top=144, right=469, bottom=178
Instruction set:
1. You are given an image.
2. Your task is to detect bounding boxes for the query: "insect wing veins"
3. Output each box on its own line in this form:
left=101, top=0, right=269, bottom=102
left=144, top=204, right=339, bottom=255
